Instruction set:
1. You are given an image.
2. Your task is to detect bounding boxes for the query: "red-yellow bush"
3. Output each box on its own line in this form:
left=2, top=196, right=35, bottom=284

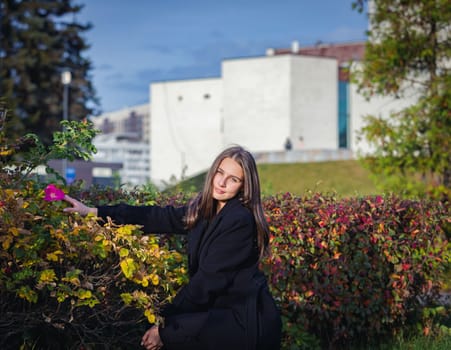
left=262, top=192, right=450, bottom=348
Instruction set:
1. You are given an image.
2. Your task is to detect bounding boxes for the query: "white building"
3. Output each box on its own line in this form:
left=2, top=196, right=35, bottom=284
left=150, top=52, right=339, bottom=185
left=150, top=78, right=223, bottom=186
left=222, top=55, right=337, bottom=152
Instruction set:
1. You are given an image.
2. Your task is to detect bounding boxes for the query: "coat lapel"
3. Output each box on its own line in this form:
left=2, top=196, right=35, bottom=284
left=188, top=198, right=242, bottom=276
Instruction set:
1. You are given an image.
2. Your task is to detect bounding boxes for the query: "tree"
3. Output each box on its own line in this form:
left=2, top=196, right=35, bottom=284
left=0, top=0, right=99, bottom=145
left=352, top=0, right=450, bottom=198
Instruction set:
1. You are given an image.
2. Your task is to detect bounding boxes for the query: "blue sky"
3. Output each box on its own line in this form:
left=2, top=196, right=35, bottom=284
left=76, top=0, right=369, bottom=113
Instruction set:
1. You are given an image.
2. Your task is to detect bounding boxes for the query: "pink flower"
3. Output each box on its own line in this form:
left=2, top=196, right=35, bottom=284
left=44, top=184, right=65, bottom=201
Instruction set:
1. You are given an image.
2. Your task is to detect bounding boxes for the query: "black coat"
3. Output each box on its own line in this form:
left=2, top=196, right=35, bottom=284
left=98, top=197, right=281, bottom=350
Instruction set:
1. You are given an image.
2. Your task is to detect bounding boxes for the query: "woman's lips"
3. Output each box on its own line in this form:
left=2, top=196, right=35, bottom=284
left=214, top=187, right=225, bottom=195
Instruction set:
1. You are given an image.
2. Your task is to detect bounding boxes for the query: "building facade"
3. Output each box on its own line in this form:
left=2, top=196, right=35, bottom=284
left=90, top=103, right=151, bottom=186
left=92, top=103, right=150, bottom=142
left=92, top=133, right=151, bottom=187
left=150, top=51, right=340, bottom=185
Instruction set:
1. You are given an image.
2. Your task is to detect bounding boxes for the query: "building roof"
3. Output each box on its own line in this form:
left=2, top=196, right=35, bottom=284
left=273, top=41, right=367, bottom=81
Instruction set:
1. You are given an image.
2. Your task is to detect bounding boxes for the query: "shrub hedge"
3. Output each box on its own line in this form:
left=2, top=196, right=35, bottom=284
left=262, top=192, right=450, bottom=349
left=1, top=183, right=449, bottom=349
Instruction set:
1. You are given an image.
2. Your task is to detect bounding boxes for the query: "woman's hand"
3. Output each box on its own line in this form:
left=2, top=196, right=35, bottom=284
left=63, top=195, right=98, bottom=216
left=141, top=325, right=163, bottom=350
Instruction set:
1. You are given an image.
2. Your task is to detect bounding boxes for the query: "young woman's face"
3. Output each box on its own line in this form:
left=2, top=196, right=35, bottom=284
left=212, top=157, right=244, bottom=210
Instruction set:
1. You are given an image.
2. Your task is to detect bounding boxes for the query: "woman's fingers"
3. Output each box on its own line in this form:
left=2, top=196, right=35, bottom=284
left=141, top=326, right=162, bottom=349
left=62, top=195, right=96, bottom=216
left=63, top=195, right=81, bottom=212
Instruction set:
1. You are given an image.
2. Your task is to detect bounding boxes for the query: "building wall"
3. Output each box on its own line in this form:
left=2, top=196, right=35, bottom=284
left=290, top=55, right=337, bottom=150
left=222, top=55, right=337, bottom=152
left=222, top=56, right=291, bottom=152
left=150, top=78, right=223, bottom=185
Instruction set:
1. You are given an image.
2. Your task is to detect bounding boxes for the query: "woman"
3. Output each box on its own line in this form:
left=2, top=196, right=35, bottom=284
left=64, top=145, right=282, bottom=350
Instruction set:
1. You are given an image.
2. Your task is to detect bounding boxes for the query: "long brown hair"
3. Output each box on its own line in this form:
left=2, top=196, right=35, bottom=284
left=184, top=145, right=269, bottom=258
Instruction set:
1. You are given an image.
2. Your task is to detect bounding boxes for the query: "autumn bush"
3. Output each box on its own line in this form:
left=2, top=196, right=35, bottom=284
left=262, top=192, right=450, bottom=349
left=0, top=182, right=190, bottom=349
left=0, top=119, right=188, bottom=349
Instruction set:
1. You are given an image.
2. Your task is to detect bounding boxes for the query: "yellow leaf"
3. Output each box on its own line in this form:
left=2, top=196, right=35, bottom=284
left=119, top=248, right=129, bottom=257
left=120, top=258, right=137, bottom=279
left=46, top=250, right=63, bottom=262
left=0, top=149, right=13, bottom=156
left=151, top=274, right=159, bottom=286
left=2, top=236, right=13, bottom=250
left=39, top=269, right=57, bottom=283
left=66, top=276, right=80, bottom=286
left=121, top=293, right=133, bottom=305
left=78, top=289, right=92, bottom=299
left=150, top=244, right=159, bottom=251
left=144, top=309, right=156, bottom=324
left=8, top=227, right=19, bottom=236
left=117, top=225, right=134, bottom=236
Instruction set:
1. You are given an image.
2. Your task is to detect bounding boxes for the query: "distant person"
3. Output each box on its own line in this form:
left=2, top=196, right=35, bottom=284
left=284, top=137, right=292, bottom=151
left=63, top=145, right=282, bottom=350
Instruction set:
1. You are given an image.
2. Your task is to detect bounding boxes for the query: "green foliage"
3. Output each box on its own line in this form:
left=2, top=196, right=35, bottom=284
left=262, top=192, right=450, bottom=349
left=0, top=0, right=99, bottom=145
left=353, top=0, right=450, bottom=198
left=1, top=114, right=99, bottom=188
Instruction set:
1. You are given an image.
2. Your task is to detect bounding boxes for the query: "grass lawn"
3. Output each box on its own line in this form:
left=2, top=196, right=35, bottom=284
left=176, top=159, right=380, bottom=198
left=257, top=159, right=379, bottom=197
left=358, top=332, right=451, bottom=350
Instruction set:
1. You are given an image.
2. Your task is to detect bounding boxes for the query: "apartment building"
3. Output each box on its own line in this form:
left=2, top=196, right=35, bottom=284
left=90, top=103, right=151, bottom=186
left=92, top=132, right=150, bottom=187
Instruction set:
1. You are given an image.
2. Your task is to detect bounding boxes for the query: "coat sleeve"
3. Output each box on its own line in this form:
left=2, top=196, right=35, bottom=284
left=168, top=210, right=258, bottom=314
left=97, top=204, right=187, bottom=235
